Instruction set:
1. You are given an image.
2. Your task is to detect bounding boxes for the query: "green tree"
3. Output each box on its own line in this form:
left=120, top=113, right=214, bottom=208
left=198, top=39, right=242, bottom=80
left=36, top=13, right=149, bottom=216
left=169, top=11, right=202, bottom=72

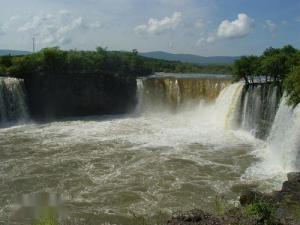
left=261, top=54, right=290, bottom=82
left=284, top=65, right=300, bottom=106
left=41, top=47, right=67, bottom=74
left=0, top=54, right=13, bottom=68
left=233, top=56, right=259, bottom=84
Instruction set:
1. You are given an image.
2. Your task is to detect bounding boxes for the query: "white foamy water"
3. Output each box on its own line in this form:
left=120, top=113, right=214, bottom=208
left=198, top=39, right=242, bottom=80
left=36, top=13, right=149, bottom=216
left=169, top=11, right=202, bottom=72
left=244, top=96, right=300, bottom=183
left=0, top=80, right=298, bottom=225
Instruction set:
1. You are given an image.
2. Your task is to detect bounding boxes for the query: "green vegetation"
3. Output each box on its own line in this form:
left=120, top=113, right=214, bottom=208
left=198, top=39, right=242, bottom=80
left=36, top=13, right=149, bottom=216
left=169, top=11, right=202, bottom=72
left=233, top=45, right=300, bottom=106
left=242, top=202, right=278, bottom=225
left=34, top=217, right=58, bottom=225
left=213, top=194, right=228, bottom=216
left=284, top=66, right=300, bottom=106
left=0, top=47, right=232, bottom=79
left=142, top=58, right=231, bottom=74
left=0, top=47, right=152, bottom=79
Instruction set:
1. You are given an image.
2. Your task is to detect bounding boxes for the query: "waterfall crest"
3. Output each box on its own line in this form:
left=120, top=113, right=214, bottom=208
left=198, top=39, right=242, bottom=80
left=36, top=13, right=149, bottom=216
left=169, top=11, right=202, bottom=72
left=215, top=82, right=244, bottom=129
left=137, top=77, right=232, bottom=112
left=0, top=77, right=29, bottom=123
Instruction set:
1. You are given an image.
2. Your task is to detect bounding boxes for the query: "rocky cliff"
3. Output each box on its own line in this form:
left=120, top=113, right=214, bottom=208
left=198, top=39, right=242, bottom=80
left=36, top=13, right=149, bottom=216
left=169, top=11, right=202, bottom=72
left=24, top=73, right=137, bottom=119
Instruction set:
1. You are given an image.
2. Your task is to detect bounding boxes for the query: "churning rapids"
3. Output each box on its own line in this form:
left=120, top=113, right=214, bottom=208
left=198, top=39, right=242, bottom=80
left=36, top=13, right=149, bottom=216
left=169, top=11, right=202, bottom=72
left=0, top=74, right=300, bottom=225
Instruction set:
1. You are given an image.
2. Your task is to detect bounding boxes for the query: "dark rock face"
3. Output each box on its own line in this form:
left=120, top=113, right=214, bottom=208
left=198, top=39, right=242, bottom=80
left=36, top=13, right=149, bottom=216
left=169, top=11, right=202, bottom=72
left=24, top=73, right=137, bottom=119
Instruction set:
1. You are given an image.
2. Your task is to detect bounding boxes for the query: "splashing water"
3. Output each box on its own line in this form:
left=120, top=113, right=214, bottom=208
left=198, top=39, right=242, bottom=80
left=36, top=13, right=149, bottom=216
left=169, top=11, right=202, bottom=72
left=244, top=96, right=300, bottom=183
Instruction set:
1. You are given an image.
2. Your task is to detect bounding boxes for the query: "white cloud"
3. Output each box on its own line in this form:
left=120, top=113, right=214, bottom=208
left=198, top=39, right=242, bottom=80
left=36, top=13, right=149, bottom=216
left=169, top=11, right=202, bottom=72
left=194, top=19, right=205, bottom=29
left=17, top=11, right=100, bottom=46
left=217, top=13, right=254, bottom=39
left=9, top=16, right=20, bottom=23
left=134, top=12, right=182, bottom=35
left=264, top=19, right=277, bottom=32
left=196, top=13, right=254, bottom=47
left=207, top=35, right=216, bottom=43
left=196, top=34, right=216, bottom=46
left=90, top=21, right=102, bottom=29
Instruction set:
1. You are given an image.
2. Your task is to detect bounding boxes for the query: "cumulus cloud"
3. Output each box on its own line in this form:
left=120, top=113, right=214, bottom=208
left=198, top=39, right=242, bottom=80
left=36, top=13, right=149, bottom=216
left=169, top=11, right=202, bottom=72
left=217, top=13, right=254, bottom=39
left=264, top=19, right=277, bottom=32
left=196, top=13, right=254, bottom=47
left=17, top=11, right=101, bottom=46
left=134, top=12, right=182, bottom=35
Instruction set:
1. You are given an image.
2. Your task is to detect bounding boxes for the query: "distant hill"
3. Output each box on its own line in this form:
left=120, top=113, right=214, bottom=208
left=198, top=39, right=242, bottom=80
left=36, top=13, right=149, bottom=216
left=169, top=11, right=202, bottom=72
left=0, top=49, right=31, bottom=56
left=140, top=51, right=240, bottom=65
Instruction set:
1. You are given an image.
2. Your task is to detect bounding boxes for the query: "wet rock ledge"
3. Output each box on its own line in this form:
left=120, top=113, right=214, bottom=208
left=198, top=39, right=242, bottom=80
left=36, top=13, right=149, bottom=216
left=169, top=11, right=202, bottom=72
left=168, top=172, right=300, bottom=225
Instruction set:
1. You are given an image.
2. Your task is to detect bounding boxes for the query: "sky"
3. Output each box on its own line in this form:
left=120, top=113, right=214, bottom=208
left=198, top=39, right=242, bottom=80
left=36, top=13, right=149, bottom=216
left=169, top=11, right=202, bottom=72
left=0, top=0, right=299, bottom=56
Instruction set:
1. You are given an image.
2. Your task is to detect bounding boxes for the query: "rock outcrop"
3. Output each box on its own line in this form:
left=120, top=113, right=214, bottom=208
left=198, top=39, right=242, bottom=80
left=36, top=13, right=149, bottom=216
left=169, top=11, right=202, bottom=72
left=168, top=173, right=300, bottom=225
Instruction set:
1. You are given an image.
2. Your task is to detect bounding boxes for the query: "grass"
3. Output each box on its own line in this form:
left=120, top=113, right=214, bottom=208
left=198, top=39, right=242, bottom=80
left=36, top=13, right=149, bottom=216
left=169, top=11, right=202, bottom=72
left=242, top=201, right=278, bottom=225
left=213, top=194, right=231, bottom=216
left=34, top=216, right=59, bottom=225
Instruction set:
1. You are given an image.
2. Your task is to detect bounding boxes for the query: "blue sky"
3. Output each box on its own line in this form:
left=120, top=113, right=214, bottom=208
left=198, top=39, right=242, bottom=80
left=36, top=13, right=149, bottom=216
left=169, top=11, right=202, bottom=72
left=0, top=0, right=299, bottom=56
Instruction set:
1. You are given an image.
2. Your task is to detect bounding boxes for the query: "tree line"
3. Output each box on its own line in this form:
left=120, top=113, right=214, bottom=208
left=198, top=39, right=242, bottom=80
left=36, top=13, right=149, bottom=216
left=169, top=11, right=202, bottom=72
left=233, top=45, right=300, bottom=106
left=0, top=47, right=232, bottom=80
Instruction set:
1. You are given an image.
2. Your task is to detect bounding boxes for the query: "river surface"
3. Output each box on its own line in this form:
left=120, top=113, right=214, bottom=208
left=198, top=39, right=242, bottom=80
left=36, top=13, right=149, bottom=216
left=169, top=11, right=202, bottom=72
left=0, top=109, right=284, bottom=225
left=0, top=74, right=291, bottom=225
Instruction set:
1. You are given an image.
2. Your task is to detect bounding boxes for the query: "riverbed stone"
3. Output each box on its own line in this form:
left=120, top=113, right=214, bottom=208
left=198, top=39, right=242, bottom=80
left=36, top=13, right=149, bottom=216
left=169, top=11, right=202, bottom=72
left=167, top=210, right=222, bottom=225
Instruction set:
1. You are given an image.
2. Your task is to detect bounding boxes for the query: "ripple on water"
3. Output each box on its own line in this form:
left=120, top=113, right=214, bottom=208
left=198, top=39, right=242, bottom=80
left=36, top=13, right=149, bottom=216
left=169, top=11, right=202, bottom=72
left=0, top=114, right=280, bottom=224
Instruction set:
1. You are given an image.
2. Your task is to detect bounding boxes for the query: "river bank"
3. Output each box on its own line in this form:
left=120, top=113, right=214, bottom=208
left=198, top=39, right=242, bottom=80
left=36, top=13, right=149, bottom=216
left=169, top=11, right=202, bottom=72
left=168, top=172, right=300, bottom=225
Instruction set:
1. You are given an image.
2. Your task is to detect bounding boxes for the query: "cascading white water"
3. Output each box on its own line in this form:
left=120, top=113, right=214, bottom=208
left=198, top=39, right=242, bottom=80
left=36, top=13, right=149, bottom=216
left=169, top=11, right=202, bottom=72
left=137, top=76, right=232, bottom=113
left=0, top=77, right=29, bottom=123
left=238, top=84, right=281, bottom=139
left=136, top=77, right=245, bottom=129
left=214, top=82, right=244, bottom=129
left=135, top=78, right=144, bottom=113
left=258, top=96, right=300, bottom=173
left=137, top=77, right=300, bottom=178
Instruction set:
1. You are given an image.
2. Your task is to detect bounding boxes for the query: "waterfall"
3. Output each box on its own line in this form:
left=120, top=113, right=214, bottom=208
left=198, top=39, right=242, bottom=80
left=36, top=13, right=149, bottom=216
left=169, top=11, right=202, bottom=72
left=238, top=84, right=282, bottom=139
left=135, top=78, right=144, bottom=113
left=214, top=82, right=244, bottom=129
left=137, top=76, right=232, bottom=112
left=261, top=96, right=300, bottom=172
left=0, top=77, right=29, bottom=124
left=136, top=76, right=299, bottom=174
